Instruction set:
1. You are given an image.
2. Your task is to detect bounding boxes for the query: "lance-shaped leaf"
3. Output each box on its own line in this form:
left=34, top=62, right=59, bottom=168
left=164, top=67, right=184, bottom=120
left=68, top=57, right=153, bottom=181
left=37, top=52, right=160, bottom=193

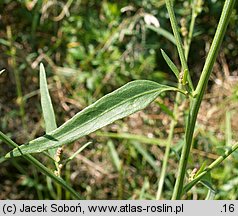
left=146, top=25, right=176, bottom=45
left=6, top=80, right=177, bottom=157
left=39, top=63, right=57, bottom=158
left=40, top=63, right=57, bottom=133
left=161, top=49, right=180, bottom=80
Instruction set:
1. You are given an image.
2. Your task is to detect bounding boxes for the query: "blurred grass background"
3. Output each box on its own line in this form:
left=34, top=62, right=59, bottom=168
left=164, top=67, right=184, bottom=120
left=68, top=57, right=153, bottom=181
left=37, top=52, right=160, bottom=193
left=0, top=0, right=237, bottom=199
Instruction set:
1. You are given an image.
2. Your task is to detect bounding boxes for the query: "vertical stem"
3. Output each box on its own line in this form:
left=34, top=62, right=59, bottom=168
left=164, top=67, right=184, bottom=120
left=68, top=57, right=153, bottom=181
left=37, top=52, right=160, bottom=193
left=156, top=99, right=177, bottom=199
left=46, top=175, right=57, bottom=199
left=172, top=0, right=236, bottom=199
left=6, top=26, right=26, bottom=129
left=31, top=0, right=42, bottom=47
left=56, top=183, right=62, bottom=199
left=184, top=0, right=199, bottom=60
left=65, top=163, right=71, bottom=199
left=165, top=0, right=194, bottom=91
left=157, top=0, right=199, bottom=200
left=118, top=165, right=124, bottom=200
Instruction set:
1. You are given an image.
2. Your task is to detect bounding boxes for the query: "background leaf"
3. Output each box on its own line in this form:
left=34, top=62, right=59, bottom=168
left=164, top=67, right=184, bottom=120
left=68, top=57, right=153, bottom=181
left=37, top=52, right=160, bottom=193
left=107, top=140, right=121, bottom=172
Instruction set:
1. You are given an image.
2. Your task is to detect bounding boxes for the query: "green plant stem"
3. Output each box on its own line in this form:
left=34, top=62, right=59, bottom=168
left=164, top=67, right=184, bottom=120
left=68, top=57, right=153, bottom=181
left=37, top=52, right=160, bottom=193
left=0, top=131, right=81, bottom=199
left=172, top=0, right=236, bottom=200
left=6, top=26, right=26, bottom=129
left=156, top=96, right=178, bottom=199
left=33, top=168, right=44, bottom=199
left=184, top=0, right=198, bottom=60
left=64, top=142, right=92, bottom=165
left=194, top=0, right=236, bottom=97
left=56, top=184, right=62, bottom=200
left=46, top=175, right=57, bottom=199
left=157, top=0, right=199, bottom=199
left=31, top=0, right=42, bottom=44
left=118, top=165, right=124, bottom=199
left=165, top=0, right=194, bottom=91
left=65, top=163, right=71, bottom=199
left=183, top=141, right=238, bottom=194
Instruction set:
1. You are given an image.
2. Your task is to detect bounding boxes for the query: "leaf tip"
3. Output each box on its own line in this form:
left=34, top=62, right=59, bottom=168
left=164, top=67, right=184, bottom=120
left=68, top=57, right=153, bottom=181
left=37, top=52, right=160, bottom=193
left=5, top=147, right=25, bottom=158
left=0, top=69, right=5, bottom=75
left=40, top=62, right=44, bottom=68
left=5, top=152, right=11, bottom=159
left=39, top=63, right=45, bottom=75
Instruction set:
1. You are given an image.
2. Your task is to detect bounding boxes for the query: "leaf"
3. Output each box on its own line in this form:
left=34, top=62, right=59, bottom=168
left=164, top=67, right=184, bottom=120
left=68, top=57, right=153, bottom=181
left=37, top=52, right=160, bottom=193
left=205, top=188, right=216, bottom=200
left=155, top=100, right=174, bottom=119
left=139, top=177, right=150, bottom=200
left=131, top=142, right=160, bottom=173
left=63, top=141, right=92, bottom=165
left=107, top=140, right=121, bottom=172
left=201, top=172, right=216, bottom=200
left=146, top=25, right=176, bottom=45
left=161, top=49, right=180, bottom=80
left=194, top=161, right=207, bottom=178
left=96, top=132, right=167, bottom=146
left=40, top=63, right=57, bottom=133
left=6, top=80, right=176, bottom=157
left=40, top=63, right=57, bottom=158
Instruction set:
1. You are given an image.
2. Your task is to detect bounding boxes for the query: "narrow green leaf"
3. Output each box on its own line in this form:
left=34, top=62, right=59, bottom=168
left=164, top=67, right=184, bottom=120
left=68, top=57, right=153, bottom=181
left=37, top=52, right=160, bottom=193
left=201, top=172, right=216, bottom=200
left=107, top=140, right=121, bottom=172
left=131, top=142, right=160, bottom=173
left=40, top=63, right=57, bottom=162
left=161, top=49, right=180, bottom=80
left=6, top=80, right=176, bottom=157
left=205, top=188, right=216, bottom=200
left=139, top=177, right=150, bottom=199
left=194, top=161, right=207, bottom=178
left=146, top=25, right=176, bottom=45
left=96, top=132, right=167, bottom=146
left=40, top=63, right=57, bottom=133
left=64, top=141, right=92, bottom=165
left=155, top=100, right=175, bottom=119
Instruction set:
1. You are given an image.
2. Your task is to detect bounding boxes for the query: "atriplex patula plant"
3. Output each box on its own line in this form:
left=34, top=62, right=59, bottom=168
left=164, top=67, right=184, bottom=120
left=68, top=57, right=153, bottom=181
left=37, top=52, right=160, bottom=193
left=0, top=0, right=237, bottom=199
